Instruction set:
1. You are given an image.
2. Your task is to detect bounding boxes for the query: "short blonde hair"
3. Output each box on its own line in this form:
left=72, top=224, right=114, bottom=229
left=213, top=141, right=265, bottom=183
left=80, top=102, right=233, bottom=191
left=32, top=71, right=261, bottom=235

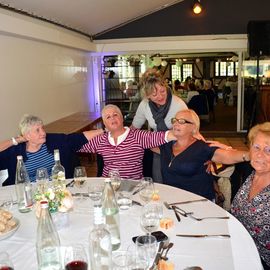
left=248, top=122, right=270, bottom=145
left=101, top=104, right=123, bottom=121
left=19, top=114, right=43, bottom=135
left=139, top=68, right=166, bottom=98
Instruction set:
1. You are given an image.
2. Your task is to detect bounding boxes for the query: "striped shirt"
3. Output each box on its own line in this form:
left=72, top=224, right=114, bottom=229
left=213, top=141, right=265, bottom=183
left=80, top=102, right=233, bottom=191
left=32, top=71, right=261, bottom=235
left=25, top=144, right=54, bottom=182
left=80, top=128, right=167, bottom=179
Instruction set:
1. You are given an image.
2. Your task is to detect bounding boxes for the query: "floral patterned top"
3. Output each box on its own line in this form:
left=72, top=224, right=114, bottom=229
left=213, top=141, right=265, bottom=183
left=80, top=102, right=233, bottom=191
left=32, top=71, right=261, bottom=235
left=231, top=172, right=270, bottom=267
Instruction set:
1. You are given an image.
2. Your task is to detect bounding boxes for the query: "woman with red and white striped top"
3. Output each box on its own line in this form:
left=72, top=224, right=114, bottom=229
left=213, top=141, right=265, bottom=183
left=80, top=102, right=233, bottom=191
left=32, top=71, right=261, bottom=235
left=80, top=104, right=176, bottom=179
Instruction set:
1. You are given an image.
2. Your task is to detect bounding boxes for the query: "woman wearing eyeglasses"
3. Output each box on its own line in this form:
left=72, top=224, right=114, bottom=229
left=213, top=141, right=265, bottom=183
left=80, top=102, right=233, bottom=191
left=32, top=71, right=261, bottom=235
left=231, top=122, right=270, bottom=270
left=159, top=109, right=249, bottom=201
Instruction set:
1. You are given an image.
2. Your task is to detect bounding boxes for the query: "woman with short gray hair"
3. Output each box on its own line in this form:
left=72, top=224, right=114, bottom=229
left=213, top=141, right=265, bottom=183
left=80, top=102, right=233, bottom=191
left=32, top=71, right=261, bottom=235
left=0, top=114, right=103, bottom=185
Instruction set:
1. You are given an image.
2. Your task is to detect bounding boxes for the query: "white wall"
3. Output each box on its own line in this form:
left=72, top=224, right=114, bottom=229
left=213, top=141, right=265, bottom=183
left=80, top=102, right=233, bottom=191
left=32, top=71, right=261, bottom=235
left=0, top=9, right=100, bottom=141
left=0, top=34, right=97, bottom=140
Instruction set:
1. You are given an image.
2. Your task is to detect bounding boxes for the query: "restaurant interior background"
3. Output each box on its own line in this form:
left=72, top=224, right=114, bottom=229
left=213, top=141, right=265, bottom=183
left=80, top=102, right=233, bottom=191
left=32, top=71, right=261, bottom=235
left=0, top=0, right=269, bottom=140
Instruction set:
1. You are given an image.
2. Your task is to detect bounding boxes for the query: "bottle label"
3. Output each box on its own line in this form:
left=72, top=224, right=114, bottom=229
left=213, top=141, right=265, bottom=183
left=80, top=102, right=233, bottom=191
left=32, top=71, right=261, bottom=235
left=39, top=247, right=61, bottom=270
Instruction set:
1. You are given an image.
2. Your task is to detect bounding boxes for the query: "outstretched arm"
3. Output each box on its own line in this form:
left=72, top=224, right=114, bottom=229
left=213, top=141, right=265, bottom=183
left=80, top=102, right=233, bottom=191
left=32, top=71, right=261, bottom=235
left=0, top=135, right=26, bottom=152
left=83, top=129, right=104, bottom=141
left=212, top=148, right=250, bottom=164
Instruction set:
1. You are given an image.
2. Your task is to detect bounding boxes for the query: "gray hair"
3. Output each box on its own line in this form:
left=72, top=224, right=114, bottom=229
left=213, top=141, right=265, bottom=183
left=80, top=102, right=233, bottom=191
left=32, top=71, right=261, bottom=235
left=177, top=109, right=200, bottom=131
left=101, top=104, right=123, bottom=121
left=19, top=114, right=43, bottom=135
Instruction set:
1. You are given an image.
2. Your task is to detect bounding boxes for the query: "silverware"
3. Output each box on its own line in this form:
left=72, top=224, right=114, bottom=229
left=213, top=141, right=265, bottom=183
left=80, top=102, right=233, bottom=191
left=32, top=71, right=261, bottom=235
left=161, top=242, right=174, bottom=260
left=132, top=200, right=142, bottom=206
left=72, top=192, right=89, bottom=197
left=169, top=198, right=208, bottom=205
left=66, top=180, right=74, bottom=187
left=176, top=234, right=230, bottom=238
left=164, top=202, right=193, bottom=218
left=172, top=205, right=181, bottom=222
left=131, top=185, right=144, bottom=195
left=188, top=215, right=230, bottom=221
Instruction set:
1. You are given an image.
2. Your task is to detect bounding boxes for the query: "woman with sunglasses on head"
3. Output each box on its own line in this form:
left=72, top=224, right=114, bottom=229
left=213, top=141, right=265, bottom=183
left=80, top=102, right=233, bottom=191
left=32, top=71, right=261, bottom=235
left=131, top=68, right=187, bottom=183
left=159, top=109, right=249, bottom=201
left=231, top=122, right=270, bottom=270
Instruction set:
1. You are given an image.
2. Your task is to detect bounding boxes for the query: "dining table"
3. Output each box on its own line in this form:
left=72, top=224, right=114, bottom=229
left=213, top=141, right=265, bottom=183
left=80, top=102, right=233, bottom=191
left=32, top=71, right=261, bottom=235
left=0, top=178, right=263, bottom=270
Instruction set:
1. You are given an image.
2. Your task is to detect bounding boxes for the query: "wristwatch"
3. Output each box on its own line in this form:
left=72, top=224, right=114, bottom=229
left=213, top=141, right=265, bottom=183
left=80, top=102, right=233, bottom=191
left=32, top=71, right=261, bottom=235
left=11, top=137, right=18, bottom=146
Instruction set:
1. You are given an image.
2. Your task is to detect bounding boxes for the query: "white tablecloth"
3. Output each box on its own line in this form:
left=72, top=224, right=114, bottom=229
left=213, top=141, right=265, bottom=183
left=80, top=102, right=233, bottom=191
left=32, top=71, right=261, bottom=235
left=0, top=178, right=263, bottom=270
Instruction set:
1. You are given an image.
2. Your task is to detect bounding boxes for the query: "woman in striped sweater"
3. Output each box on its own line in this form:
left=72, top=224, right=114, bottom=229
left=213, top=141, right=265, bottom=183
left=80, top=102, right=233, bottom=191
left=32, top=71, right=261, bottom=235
left=80, top=104, right=177, bottom=180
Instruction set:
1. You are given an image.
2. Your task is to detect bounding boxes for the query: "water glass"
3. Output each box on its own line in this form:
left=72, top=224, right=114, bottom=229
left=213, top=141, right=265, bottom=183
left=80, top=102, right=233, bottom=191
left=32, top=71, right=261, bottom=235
left=36, top=168, right=49, bottom=193
left=108, top=169, right=121, bottom=191
left=139, top=177, right=154, bottom=203
left=112, top=250, right=133, bottom=270
left=64, top=244, right=88, bottom=270
left=117, top=191, right=132, bottom=210
left=135, top=235, right=157, bottom=267
left=140, top=204, right=160, bottom=235
left=74, top=166, right=87, bottom=200
left=0, top=252, right=14, bottom=270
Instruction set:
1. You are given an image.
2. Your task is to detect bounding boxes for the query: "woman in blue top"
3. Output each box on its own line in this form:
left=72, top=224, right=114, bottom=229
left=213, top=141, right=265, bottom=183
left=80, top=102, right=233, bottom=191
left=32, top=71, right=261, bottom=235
left=160, top=109, right=249, bottom=200
left=0, top=114, right=103, bottom=185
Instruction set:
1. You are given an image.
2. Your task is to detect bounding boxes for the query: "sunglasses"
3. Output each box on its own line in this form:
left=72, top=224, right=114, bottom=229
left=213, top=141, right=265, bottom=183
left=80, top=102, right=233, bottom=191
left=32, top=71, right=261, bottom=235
left=171, top=118, right=193, bottom=125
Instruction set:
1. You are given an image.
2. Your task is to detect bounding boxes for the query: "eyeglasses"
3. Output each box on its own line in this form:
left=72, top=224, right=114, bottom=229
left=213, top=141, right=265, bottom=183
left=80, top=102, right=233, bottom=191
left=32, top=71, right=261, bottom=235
left=171, top=118, right=193, bottom=125
left=251, top=143, right=270, bottom=156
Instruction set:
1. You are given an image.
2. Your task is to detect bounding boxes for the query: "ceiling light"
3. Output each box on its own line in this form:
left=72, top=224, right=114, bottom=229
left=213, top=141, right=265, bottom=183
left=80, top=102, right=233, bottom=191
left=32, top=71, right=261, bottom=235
left=192, top=0, right=202, bottom=15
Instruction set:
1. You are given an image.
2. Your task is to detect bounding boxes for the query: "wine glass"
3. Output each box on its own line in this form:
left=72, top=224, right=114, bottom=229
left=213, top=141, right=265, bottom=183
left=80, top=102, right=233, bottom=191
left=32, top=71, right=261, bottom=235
left=65, top=244, right=88, bottom=270
left=74, top=167, right=87, bottom=200
left=88, top=183, right=104, bottom=206
left=108, top=168, right=121, bottom=191
left=140, top=203, right=160, bottom=235
left=139, top=177, right=154, bottom=204
left=36, top=168, right=49, bottom=193
left=0, top=252, right=14, bottom=270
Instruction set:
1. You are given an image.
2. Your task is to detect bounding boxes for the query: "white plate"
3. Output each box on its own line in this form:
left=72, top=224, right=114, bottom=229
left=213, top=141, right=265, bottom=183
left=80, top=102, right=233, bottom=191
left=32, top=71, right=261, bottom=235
left=0, top=217, right=20, bottom=241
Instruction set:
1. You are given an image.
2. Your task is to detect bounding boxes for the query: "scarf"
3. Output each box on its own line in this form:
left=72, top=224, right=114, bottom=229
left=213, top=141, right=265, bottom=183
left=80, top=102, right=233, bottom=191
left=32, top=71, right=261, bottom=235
left=149, top=89, right=172, bottom=131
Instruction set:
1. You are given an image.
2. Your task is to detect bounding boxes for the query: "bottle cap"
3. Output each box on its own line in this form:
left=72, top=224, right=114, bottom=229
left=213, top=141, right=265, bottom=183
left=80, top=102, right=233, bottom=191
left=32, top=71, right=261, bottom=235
left=17, top=155, right=23, bottom=160
left=104, top=178, right=111, bottom=183
left=40, top=201, right=49, bottom=209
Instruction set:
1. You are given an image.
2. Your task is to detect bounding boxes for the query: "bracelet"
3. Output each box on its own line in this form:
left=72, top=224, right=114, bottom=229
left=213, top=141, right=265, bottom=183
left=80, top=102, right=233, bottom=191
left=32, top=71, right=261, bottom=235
left=242, top=153, right=247, bottom=162
left=11, top=137, right=18, bottom=146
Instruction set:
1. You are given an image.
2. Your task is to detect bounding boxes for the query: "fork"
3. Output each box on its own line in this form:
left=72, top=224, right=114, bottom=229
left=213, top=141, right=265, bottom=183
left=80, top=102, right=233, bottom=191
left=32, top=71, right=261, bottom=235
left=187, top=215, right=230, bottom=221
left=164, top=202, right=193, bottom=218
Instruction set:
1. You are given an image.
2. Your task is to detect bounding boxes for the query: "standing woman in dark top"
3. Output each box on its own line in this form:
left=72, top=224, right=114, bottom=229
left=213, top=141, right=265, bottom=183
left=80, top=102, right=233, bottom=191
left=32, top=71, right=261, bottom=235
left=160, top=109, right=249, bottom=200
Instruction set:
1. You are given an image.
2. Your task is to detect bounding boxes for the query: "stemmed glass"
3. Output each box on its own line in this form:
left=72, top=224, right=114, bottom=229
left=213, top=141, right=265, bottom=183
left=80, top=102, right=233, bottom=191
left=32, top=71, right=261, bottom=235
left=139, top=177, right=154, bottom=204
left=88, top=183, right=104, bottom=206
left=0, top=252, right=14, bottom=270
left=64, top=244, right=88, bottom=270
left=73, top=166, right=87, bottom=200
left=108, top=168, right=121, bottom=192
left=36, top=168, right=49, bottom=194
left=140, top=203, right=160, bottom=235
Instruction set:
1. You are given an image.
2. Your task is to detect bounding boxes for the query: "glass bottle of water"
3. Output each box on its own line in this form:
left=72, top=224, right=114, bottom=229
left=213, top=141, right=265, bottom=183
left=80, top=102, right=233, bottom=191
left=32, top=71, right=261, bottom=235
left=36, top=201, right=61, bottom=270
left=89, top=203, right=112, bottom=270
left=15, top=155, right=33, bottom=213
left=51, top=149, right=66, bottom=189
left=101, top=178, right=121, bottom=251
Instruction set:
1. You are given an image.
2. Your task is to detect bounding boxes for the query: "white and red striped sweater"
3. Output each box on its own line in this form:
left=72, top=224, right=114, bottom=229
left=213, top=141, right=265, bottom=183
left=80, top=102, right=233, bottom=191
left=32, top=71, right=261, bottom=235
left=80, top=128, right=167, bottom=179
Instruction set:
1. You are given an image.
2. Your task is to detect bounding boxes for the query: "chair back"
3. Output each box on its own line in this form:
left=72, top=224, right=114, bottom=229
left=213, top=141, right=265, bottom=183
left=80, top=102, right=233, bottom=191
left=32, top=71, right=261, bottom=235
left=188, top=94, right=209, bottom=115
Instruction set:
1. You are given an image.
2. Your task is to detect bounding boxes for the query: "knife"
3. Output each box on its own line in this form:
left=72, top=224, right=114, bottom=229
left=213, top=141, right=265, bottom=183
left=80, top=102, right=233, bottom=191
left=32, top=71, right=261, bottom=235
left=66, top=180, right=74, bottom=187
left=172, top=205, right=181, bottom=222
left=169, top=198, right=208, bottom=205
left=149, top=241, right=164, bottom=270
left=72, top=192, right=89, bottom=197
left=176, top=234, right=230, bottom=238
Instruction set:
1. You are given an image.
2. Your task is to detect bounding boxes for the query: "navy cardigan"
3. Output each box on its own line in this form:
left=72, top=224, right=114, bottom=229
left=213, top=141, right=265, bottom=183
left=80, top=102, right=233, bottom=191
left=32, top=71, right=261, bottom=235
left=0, top=133, right=88, bottom=186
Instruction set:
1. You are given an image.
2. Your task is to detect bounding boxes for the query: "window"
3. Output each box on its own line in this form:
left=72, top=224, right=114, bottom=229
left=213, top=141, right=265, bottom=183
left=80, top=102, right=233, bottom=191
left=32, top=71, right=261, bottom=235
left=171, top=63, right=193, bottom=82
left=215, top=61, right=238, bottom=77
